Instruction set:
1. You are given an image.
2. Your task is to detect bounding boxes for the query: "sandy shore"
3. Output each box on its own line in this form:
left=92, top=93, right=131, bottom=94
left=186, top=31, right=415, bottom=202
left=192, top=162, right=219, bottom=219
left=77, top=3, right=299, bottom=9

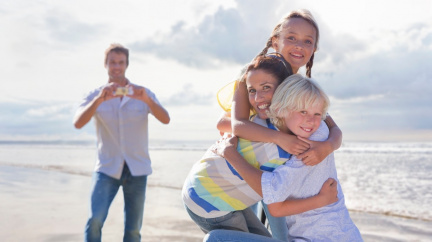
left=1, top=149, right=431, bottom=242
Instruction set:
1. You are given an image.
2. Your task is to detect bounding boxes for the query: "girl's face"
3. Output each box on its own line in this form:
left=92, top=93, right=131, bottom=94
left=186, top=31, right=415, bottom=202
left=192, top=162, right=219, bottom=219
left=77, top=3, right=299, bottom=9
left=272, top=18, right=317, bottom=74
left=280, top=101, right=324, bottom=138
left=246, top=69, right=280, bottom=119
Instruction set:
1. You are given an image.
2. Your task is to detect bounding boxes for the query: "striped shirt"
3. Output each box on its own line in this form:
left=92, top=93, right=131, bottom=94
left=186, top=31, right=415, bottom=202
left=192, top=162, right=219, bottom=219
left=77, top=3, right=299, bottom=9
left=182, top=116, right=291, bottom=218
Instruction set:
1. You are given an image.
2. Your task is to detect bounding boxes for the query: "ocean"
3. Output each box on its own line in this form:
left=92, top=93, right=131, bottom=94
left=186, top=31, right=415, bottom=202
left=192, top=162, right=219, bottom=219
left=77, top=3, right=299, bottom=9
left=0, top=140, right=431, bottom=222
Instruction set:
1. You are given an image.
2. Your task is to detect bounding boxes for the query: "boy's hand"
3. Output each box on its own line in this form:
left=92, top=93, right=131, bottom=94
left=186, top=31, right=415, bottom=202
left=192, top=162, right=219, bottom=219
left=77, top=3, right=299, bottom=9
left=318, top=178, right=338, bottom=206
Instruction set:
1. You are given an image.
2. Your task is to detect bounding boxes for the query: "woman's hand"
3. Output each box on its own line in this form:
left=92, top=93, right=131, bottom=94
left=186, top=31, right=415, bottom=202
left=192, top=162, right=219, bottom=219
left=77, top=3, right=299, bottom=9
left=275, top=132, right=310, bottom=156
left=211, top=134, right=238, bottom=158
left=317, top=178, right=338, bottom=206
left=297, top=137, right=333, bottom=166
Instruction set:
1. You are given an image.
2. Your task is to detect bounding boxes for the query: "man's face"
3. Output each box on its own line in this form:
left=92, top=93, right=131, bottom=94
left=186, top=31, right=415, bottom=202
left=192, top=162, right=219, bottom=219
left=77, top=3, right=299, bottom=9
left=106, top=51, right=128, bottom=81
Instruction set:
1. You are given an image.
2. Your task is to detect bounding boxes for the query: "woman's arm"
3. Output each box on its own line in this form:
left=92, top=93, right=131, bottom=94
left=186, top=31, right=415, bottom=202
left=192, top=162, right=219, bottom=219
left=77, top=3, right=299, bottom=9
left=297, top=115, right=342, bottom=165
left=231, top=81, right=309, bottom=155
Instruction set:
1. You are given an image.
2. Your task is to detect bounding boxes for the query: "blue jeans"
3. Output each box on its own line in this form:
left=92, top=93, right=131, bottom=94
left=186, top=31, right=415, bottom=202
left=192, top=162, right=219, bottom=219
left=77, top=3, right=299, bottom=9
left=85, top=164, right=148, bottom=242
left=185, top=205, right=272, bottom=237
left=204, top=229, right=282, bottom=242
left=261, top=202, right=289, bottom=241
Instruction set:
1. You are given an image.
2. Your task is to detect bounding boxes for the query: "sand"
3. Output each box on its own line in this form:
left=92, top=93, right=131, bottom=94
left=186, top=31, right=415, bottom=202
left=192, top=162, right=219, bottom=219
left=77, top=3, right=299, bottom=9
left=1, top=149, right=431, bottom=242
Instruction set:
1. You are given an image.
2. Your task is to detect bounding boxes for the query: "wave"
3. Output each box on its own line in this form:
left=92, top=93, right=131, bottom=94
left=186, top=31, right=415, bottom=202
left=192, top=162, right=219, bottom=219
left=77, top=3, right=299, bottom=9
left=348, top=209, right=432, bottom=222
left=335, top=142, right=432, bottom=155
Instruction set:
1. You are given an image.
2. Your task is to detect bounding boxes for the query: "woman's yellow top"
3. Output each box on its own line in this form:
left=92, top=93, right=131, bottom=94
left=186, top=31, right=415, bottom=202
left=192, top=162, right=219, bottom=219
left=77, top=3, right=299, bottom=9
left=216, top=80, right=255, bottom=115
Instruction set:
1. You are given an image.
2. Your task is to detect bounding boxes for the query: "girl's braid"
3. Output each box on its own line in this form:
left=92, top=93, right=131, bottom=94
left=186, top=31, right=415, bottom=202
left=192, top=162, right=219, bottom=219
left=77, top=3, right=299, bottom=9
left=306, top=53, right=314, bottom=78
left=256, top=23, right=283, bottom=58
left=257, top=37, right=273, bottom=58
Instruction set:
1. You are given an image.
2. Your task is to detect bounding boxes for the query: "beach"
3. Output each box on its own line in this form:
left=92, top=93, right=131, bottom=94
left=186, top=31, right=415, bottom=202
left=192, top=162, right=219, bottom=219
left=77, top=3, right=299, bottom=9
left=1, top=144, right=431, bottom=241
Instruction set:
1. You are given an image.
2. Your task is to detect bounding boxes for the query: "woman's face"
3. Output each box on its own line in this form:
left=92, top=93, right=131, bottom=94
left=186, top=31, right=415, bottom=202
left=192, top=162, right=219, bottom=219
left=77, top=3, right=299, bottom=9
left=246, top=69, right=280, bottom=119
left=272, top=18, right=317, bottom=74
left=281, top=102, right=324, bottom=138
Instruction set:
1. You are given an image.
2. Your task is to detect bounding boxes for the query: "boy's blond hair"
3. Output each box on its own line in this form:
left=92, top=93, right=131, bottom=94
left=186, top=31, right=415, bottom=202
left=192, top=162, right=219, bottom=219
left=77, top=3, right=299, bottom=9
left=269, top=74, right=329, bottom=128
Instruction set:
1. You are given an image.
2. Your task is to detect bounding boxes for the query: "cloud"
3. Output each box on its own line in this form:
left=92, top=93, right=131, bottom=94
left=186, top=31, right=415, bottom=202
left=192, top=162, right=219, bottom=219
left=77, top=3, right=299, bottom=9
left=44, top=10, right=104, bottom=45
left=0, top=101, right=77, bottom=136
left=130, top=0, right=285, bottom=68
left=162, top=84, right=213, bottom=106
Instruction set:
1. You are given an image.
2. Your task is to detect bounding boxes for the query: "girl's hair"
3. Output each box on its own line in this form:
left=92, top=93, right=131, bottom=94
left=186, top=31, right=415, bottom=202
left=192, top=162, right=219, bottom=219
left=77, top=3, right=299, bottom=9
left=257, top=9, right=320, bottom=78
left=104, top=43, right=129, bottom=67
left=241, top=54, right=293, bottom=84
left=269, top=74, right=329, bottom=128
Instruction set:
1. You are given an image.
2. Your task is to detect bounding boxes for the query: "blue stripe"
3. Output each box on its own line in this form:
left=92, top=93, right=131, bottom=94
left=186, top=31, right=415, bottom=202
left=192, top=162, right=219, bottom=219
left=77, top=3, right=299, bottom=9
left=266, top=119, right=292, bottom=159
left=260, top=166, right=276, bottom=172
left=188, top=187, right=220, bottom=213
left=226, top=160, right=243, bottom=180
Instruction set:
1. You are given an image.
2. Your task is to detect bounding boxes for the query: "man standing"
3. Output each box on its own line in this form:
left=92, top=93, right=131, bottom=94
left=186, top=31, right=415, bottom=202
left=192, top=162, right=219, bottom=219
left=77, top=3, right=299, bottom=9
left=74, top=43, right=170, bottom=242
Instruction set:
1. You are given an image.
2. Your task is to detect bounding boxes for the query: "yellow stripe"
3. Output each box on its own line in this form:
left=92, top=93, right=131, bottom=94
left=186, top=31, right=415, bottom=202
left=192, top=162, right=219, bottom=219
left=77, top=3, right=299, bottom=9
left=238, top=138, right=260, bottom=169
left=196, top=164, right=248, bottom=210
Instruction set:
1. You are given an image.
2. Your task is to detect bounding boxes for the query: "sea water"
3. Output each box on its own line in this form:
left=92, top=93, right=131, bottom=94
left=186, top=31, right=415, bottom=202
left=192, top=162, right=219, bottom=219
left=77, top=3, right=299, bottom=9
left=0, top=140, right=431, bottom=221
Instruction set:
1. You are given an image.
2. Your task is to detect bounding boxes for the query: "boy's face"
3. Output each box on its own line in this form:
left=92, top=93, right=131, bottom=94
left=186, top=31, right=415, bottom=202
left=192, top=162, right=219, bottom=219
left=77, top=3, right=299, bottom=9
left=246, top=69, right=280, bottom=119
left=283, top=102, right=323, bottom=138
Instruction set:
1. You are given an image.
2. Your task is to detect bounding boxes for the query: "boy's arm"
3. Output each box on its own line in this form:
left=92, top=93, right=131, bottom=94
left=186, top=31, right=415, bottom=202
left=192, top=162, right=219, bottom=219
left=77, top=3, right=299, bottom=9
left=267, top=178, right=338, bottom=217
left=216, top=136, right=338, bottom=215
left=297, top=115, right=342, bottom=165
left=231, top=81, right=309, bottom=156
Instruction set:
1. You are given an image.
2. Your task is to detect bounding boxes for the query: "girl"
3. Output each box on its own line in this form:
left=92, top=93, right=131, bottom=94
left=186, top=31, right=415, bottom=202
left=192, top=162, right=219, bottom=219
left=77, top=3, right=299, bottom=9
left=207, top=74, right=362, bottom=241
left=182, top=56, right=338, bottom=238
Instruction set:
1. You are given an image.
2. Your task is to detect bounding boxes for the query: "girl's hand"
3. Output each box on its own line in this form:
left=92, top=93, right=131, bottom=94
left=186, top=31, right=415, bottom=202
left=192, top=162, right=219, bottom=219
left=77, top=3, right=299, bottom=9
left=297, top=137, right=333, bottom=166
left=275, top=132, right=310, bottom=156
left=211, top=134, right=238, bottom=158
left=318, top=178, right=338, bottom=206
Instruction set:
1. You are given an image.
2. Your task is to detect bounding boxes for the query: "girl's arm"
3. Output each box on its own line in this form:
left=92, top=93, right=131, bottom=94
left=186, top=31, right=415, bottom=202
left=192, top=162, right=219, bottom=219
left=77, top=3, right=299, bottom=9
left=216, top=111, right=232, bottom=135
left=297, top=115, right=342, bottom=165
left=231, top=81, right=309, bottom=156
left=215, top=136, right=338, bottom=215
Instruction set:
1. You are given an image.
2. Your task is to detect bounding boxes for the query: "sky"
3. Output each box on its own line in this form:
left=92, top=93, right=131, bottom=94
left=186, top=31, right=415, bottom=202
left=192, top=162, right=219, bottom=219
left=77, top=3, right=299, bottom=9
left=1, top=0, right=432, bottom=143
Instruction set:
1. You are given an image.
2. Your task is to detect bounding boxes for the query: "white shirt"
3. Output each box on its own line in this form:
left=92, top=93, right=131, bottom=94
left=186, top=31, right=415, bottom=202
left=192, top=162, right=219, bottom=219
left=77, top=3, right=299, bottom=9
left=261, top=121, right=362, bottom=241
left=77, top=82, right=159, bottom=179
